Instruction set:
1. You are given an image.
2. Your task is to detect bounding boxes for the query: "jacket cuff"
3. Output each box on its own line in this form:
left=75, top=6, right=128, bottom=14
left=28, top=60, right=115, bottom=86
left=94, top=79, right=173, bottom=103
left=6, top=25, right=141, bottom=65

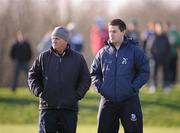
left=34, top=88, right=42, bottom=97
left=95, top=81, right=102, bottom=92
left=131, top=84, right=139, bottom=93
left=76, top=91, right=83, bottom=100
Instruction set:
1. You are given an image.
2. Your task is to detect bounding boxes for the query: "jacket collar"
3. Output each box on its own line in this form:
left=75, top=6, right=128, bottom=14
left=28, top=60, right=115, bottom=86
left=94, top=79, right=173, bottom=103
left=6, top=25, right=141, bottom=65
left=105, top=36, right=128, bottom=49
left=50, top=44, right=71, bottom=57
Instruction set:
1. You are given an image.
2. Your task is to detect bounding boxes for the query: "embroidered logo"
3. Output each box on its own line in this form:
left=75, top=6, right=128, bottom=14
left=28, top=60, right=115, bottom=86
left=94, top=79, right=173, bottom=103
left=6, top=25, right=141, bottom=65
left=122, top=58, right=128, bottom=64
left=130, top=113, right=137, bottom=121
left=105, top=59, right=112, bottom=64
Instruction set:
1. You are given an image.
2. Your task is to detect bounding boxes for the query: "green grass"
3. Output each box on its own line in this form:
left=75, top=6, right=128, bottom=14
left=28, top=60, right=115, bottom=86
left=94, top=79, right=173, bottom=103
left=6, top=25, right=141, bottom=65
left=140, top=85, right=180, bottom=126
left=81, top=85, right=180, bottom=127
left=0, top=125, right=180, bottom=133
left=0, top=88, right=38, bottom=124
left=0, top=86, right=180, bottom=132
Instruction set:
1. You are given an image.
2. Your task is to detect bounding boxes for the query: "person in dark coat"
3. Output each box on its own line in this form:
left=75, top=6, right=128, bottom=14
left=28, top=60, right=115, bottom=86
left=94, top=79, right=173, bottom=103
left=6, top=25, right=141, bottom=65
left=10, top=30, right=32, bottom=92
left=151, top=22, right=171, bottom=93
left=28, top=26, right=91, bottom=133
left=91, top=19, right=149, bottom=133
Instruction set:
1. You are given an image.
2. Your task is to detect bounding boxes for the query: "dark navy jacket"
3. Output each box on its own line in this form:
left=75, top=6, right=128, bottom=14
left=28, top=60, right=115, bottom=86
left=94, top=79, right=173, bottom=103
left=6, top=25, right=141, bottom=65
left=10, top=40, right=32, bottom=63
left=151, top=33, right=170, bottom=64
left=91, top=37, right=150, bottom=102
left=28, top=46, right=91, bottom=110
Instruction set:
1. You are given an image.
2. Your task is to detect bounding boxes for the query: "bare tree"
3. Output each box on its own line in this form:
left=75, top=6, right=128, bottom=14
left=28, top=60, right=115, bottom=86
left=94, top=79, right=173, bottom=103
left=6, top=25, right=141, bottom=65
left=0, top=0, right=180, bottom=86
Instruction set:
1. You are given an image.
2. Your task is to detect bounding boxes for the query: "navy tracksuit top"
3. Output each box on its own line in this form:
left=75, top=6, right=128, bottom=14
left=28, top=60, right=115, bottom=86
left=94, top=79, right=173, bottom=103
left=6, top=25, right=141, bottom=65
left=91, top=36, right=150, bottom=102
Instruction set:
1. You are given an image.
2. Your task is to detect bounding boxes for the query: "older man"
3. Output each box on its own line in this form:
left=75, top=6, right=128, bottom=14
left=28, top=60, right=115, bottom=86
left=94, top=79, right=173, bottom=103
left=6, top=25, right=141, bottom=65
left=28, top=26, right=91, bottom=133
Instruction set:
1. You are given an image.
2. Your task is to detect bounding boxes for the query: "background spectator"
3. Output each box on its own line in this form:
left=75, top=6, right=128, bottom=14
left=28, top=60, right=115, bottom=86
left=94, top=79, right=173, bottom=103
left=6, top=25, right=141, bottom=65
left=90, top=16, right=108, bottom=56
left=37, top=30, right=52, bottom=53
left=150, top=22, right=171, bottom=93
left=10, top=30, right=32, bottom=92
left=67, top=22, right=84, bottom=53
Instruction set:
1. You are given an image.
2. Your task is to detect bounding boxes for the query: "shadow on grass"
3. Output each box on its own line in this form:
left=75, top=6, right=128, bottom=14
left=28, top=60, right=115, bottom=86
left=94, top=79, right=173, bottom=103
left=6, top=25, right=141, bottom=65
left=141, top=100, right=180, bottom=111
left=84, top=95, right=100, bottom=100
left=0, top=97, right=38, bottom=105
left=80, top=104, right=98, bottom=111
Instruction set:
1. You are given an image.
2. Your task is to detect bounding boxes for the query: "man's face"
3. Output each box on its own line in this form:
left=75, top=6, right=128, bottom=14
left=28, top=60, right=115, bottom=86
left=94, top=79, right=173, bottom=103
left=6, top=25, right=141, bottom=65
left=51, top=36, right=67, bottom=53
left=155, top=23, right=162, bottom=35
left=17, top=31, right=24, bottom=42
left=108, top=25, right=125, bottom=44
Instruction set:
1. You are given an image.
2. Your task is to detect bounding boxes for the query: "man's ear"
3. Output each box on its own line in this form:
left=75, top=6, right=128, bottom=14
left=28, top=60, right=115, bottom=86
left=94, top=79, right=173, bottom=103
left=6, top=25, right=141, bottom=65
left=123, top=30, right=127, bottom=35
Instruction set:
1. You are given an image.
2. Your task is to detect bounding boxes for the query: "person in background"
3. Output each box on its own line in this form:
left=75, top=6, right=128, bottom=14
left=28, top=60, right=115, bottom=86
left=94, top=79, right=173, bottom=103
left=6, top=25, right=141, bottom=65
left=67, top=22, right=84, bottom=53
left=151, top=22, right=171, bottom=93
left=126, top=20, right=141, bottom=43
left=91, top=18, right=149, bottom=133
left=163, top=22, right=180, bottom=86
left=37, top=30, right=52, bottom=53
left=28, top=26, right=91, bottom=133
left=141, top=21, right=156, bottom=93
left=90, top=16, right=109, bottom=56
left=10, top=30, right=32, bottom=92
left=142, top=21, right=156, bottom=53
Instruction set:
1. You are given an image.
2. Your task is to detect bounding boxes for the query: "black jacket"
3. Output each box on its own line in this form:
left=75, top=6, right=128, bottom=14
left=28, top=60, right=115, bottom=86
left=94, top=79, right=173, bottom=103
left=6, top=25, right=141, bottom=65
left=151, top=33, right=170, bottom=63
left=10, top=40, right=32, bottom=63
left=28, top=47, right=91, bottom=110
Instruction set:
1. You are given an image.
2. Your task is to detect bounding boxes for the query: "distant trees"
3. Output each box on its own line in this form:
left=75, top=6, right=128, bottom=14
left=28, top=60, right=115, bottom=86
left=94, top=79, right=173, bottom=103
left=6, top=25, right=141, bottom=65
left=0, top=0, right=60, bottom=86
left=0, top=0, right=179, bottom=86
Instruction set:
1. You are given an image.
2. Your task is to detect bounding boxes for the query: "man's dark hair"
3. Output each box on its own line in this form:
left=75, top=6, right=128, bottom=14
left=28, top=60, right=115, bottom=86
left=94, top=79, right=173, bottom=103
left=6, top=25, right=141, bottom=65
left=108, top=19, right=126, bottom=32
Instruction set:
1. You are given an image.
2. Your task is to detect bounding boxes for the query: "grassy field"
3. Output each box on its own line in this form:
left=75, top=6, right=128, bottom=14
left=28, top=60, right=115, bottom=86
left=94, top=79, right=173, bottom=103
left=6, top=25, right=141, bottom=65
left=0, top=86, right=180, bottom=132
left=0, top=124, right=180, bottom=133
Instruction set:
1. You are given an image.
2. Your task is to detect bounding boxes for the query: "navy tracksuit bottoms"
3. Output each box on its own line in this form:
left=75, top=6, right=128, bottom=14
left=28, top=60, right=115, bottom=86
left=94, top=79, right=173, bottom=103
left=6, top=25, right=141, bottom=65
left=97, top=95, right=143, bottom=133
left=39, top=109, right=77, bottom=133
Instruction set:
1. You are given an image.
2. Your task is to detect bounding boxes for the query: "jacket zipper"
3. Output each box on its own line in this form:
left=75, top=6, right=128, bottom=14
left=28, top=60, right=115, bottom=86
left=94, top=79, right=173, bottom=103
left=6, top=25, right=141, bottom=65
left=59, top=57, right=63, bottom=81
left=114, top=49, right=118, bottom=102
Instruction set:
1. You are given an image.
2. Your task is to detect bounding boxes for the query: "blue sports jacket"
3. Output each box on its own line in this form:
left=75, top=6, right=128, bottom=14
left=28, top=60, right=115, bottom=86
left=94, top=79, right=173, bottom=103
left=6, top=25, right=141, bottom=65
left=91, top=37, right=150, bottom=102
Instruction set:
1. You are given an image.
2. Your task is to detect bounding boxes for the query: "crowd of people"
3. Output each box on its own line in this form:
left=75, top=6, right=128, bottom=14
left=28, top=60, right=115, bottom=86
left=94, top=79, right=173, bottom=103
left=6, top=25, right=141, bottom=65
left=9, top=18, right=180, bottom=94
left=126, top=20, right=180, bottom=93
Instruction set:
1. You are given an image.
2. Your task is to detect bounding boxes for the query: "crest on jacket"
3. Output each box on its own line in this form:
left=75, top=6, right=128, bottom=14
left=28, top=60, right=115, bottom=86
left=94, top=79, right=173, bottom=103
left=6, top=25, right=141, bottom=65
left=122, top=58, right=128, bottom=64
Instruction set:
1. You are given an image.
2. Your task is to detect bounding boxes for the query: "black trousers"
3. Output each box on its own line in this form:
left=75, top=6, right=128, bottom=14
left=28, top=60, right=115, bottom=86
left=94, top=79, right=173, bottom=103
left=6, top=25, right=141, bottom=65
left=153, top=61, right=170, bottom=88
left=169, top=55, right=177, bottom=84
left=97, top=96, right=143, bottom=133
left=39, top=109, right=78, bottom=133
